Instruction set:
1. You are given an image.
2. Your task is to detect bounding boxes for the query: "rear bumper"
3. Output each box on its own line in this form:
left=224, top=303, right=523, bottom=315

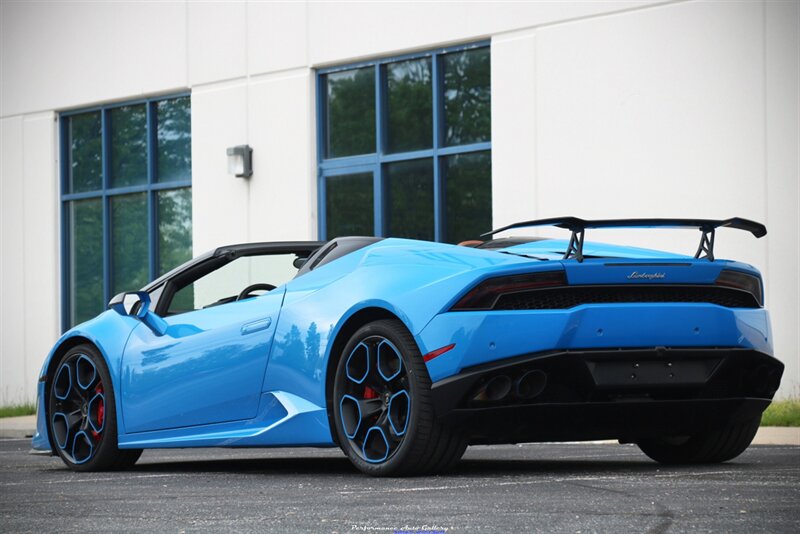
left=419, top=304, right=773, bottom=382
left=431, top=347, right=783, bottom=444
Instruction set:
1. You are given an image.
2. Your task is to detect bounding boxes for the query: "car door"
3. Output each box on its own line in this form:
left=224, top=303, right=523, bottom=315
left=119, top=248, right=304, bottom=434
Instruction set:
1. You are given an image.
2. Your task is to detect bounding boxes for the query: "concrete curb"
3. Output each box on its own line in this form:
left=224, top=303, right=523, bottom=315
left=0, top=415, right=36, bottom=439
left=752, top=425, right=800, bottom=445
left=1, top=414, right=799, bottom=445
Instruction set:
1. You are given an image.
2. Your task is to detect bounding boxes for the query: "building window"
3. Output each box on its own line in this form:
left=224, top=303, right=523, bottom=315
left=60, top=95, right=192, bottom=329
left=317, top=42, right=491, bottom=243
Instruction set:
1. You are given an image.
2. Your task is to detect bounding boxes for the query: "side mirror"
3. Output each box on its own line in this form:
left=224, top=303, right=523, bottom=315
left=109, top=291, right=149, bottom=318
left=108, top=291, right=167, bottom=336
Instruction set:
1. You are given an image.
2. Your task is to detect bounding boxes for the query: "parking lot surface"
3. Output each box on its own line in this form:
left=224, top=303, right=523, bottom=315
left=1, top=439, right=798, bottom=533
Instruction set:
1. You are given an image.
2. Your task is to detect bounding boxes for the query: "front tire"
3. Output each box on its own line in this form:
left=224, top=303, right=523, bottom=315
left=637, top=416, right=760, bottom=464
left=332, top=320, right=466, bottom=476
left=47, top=344, right=142, bottom=471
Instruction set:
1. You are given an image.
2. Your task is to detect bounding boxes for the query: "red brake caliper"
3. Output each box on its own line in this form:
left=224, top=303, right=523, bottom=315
left=363, top=386, right=380, bottom=423
left=92, top=384, right=104, bottom=440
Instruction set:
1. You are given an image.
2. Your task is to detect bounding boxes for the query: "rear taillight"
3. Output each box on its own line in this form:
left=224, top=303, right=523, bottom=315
left=452, top=271, right=566, bottom=310
left=715, top=269, right=763, bottom=306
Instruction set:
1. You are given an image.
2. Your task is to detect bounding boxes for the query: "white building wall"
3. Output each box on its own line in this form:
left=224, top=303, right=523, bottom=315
left=1, top=116, right=27, bottom=403
left=0, top=0, right=797, bottom=403
left=765, top=0, right=800, bottom=399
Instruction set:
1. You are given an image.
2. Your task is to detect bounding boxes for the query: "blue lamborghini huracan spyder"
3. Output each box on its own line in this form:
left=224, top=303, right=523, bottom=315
left=32, top=217, right=783, bottom=476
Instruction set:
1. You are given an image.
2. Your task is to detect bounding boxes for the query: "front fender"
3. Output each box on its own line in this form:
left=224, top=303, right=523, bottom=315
left=31, top=311, right=140, bottom=451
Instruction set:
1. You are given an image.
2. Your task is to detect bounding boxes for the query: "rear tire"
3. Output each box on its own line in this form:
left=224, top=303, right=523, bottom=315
left=637, top=417, right=760, bottom=464
left=47, top=344, right=142, bottom=471
left=332, top=319, right=466, bottom=476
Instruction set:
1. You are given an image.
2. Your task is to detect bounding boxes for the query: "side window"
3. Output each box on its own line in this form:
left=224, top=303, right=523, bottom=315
left=166, top=253, right=301, bottom=316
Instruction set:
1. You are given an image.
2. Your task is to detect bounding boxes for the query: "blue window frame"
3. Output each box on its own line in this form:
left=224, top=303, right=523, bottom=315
left=317, top=41, right=491, bottom=243
left=60, top=94, right=192, bottom=330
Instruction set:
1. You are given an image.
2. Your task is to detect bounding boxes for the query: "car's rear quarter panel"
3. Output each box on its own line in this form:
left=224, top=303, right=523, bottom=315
left=262, top=239, right=528, bottom=408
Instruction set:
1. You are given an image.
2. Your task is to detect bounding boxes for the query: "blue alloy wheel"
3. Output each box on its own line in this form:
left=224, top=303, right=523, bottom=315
left=47, top=345, right=142, bottom=471
left=338, top=336, right=410, bottom=463
left=332, top=320, right=467, bottom=476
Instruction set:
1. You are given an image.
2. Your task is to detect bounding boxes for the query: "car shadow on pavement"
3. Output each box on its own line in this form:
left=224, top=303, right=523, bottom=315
left=116, top=454, right=744, bottom=478
left=129, top=455, right=359, bottom=476
left=454, top=458, right=677, bottom=476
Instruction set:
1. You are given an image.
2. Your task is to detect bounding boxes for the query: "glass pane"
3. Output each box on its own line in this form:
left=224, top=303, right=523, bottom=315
left=158, top=188, right=193, bottom=275
left=386, top=58, right=432, bottom=153
left=110, top=104, right=148, bottom=188
left=444, top=151, right=492, bottom=244
left=68, top=199, right=103, bottom=325
left=444, top=47, right=491, bottom=146
left=67, top=112, right=102, bottom=193
left=111, top=193, right=148, bottom=294
left=325, top=172, right=374, bottom=238
left=326, top=67, right=375, bottom=158
left=169, top=253, right=302, bottom=315
left=385, top=159, right=434, bottom=241
left=157, top=97, right=192, bottom=183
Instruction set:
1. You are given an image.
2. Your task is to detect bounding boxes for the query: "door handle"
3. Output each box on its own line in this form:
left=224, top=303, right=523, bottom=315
left=241, top=317, right=272, bottom=335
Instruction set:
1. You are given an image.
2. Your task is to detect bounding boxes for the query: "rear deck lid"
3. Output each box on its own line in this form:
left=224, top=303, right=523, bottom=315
left=562, top=258, right=725, bottom=285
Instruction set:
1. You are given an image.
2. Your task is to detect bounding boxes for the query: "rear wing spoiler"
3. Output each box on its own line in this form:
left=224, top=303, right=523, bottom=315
left=482, top=217, right=767, bottom=262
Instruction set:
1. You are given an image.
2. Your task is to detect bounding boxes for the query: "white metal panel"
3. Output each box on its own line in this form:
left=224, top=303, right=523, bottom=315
left=766, top=0, right=800, bottom=399
left=534, top=0, right=766, bottom=266
left=247, top=71, right=316, bottom=241
left=190, top=81, right=250, bottom=255
left=1, top=1, right=113, bottom=116
left=307, top=0, right=661, bottom=66
left=22, top=113, right=59, bottom=401
left=188, top=0, right=247, bottom=86
left=490, top=30, right=538, bottom=231
left=1, top=116, right=27, bottom=403
left=108, top=1, right=189, bottom=99
left=247, top=1, right=308, bottom=75
left=1, top=1, right=188, bottom=117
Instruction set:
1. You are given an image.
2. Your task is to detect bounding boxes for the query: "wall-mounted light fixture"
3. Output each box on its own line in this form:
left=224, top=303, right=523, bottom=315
left=227, top=145, right=253, bottom=178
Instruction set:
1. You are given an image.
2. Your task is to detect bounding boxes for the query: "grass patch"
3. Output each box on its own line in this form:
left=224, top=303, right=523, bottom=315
left=0, top=403, right=36, bottom=418
left=761, top=399, right=800, bottom=427
left=1, top=400, right=796, bottom=425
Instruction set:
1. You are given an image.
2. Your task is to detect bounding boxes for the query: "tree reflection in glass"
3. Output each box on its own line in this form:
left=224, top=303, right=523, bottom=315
left=69, top=199, right=103, bottom=324
left=386, top=58, right=432, bottom=153
left=158, top=188, right=193, bottom=275
left=111, top=193, right=148, bottom=295
left=157, top=97, right=191, bottom=183
left=110, top=105, right=148, bottom=188
left=68, top=112, right=102, bottom=193
left=159, top=188, right=194, bottom=310
left=326, top=67, right=376, bottom=158
left=444, top=48, right=491, bottom=146
left=385, top=159, right=434, bottom=241
left=326, top=173, right=374, bottom=238
left=444, top=151, right=492, bottom=244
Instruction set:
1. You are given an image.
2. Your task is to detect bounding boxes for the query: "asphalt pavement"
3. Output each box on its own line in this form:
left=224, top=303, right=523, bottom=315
left=1, top=439, right=798, bottom=533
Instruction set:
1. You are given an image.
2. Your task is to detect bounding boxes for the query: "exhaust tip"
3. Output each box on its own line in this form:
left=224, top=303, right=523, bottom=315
left=516, top=370, right=548, bottom=399
left=474, top=375, right=512, bottom=402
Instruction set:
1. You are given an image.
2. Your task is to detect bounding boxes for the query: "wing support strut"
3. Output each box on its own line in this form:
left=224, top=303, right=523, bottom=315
left=564, top=228, right=585, bottom=262
left=694, top=227, right=716, bottom=261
